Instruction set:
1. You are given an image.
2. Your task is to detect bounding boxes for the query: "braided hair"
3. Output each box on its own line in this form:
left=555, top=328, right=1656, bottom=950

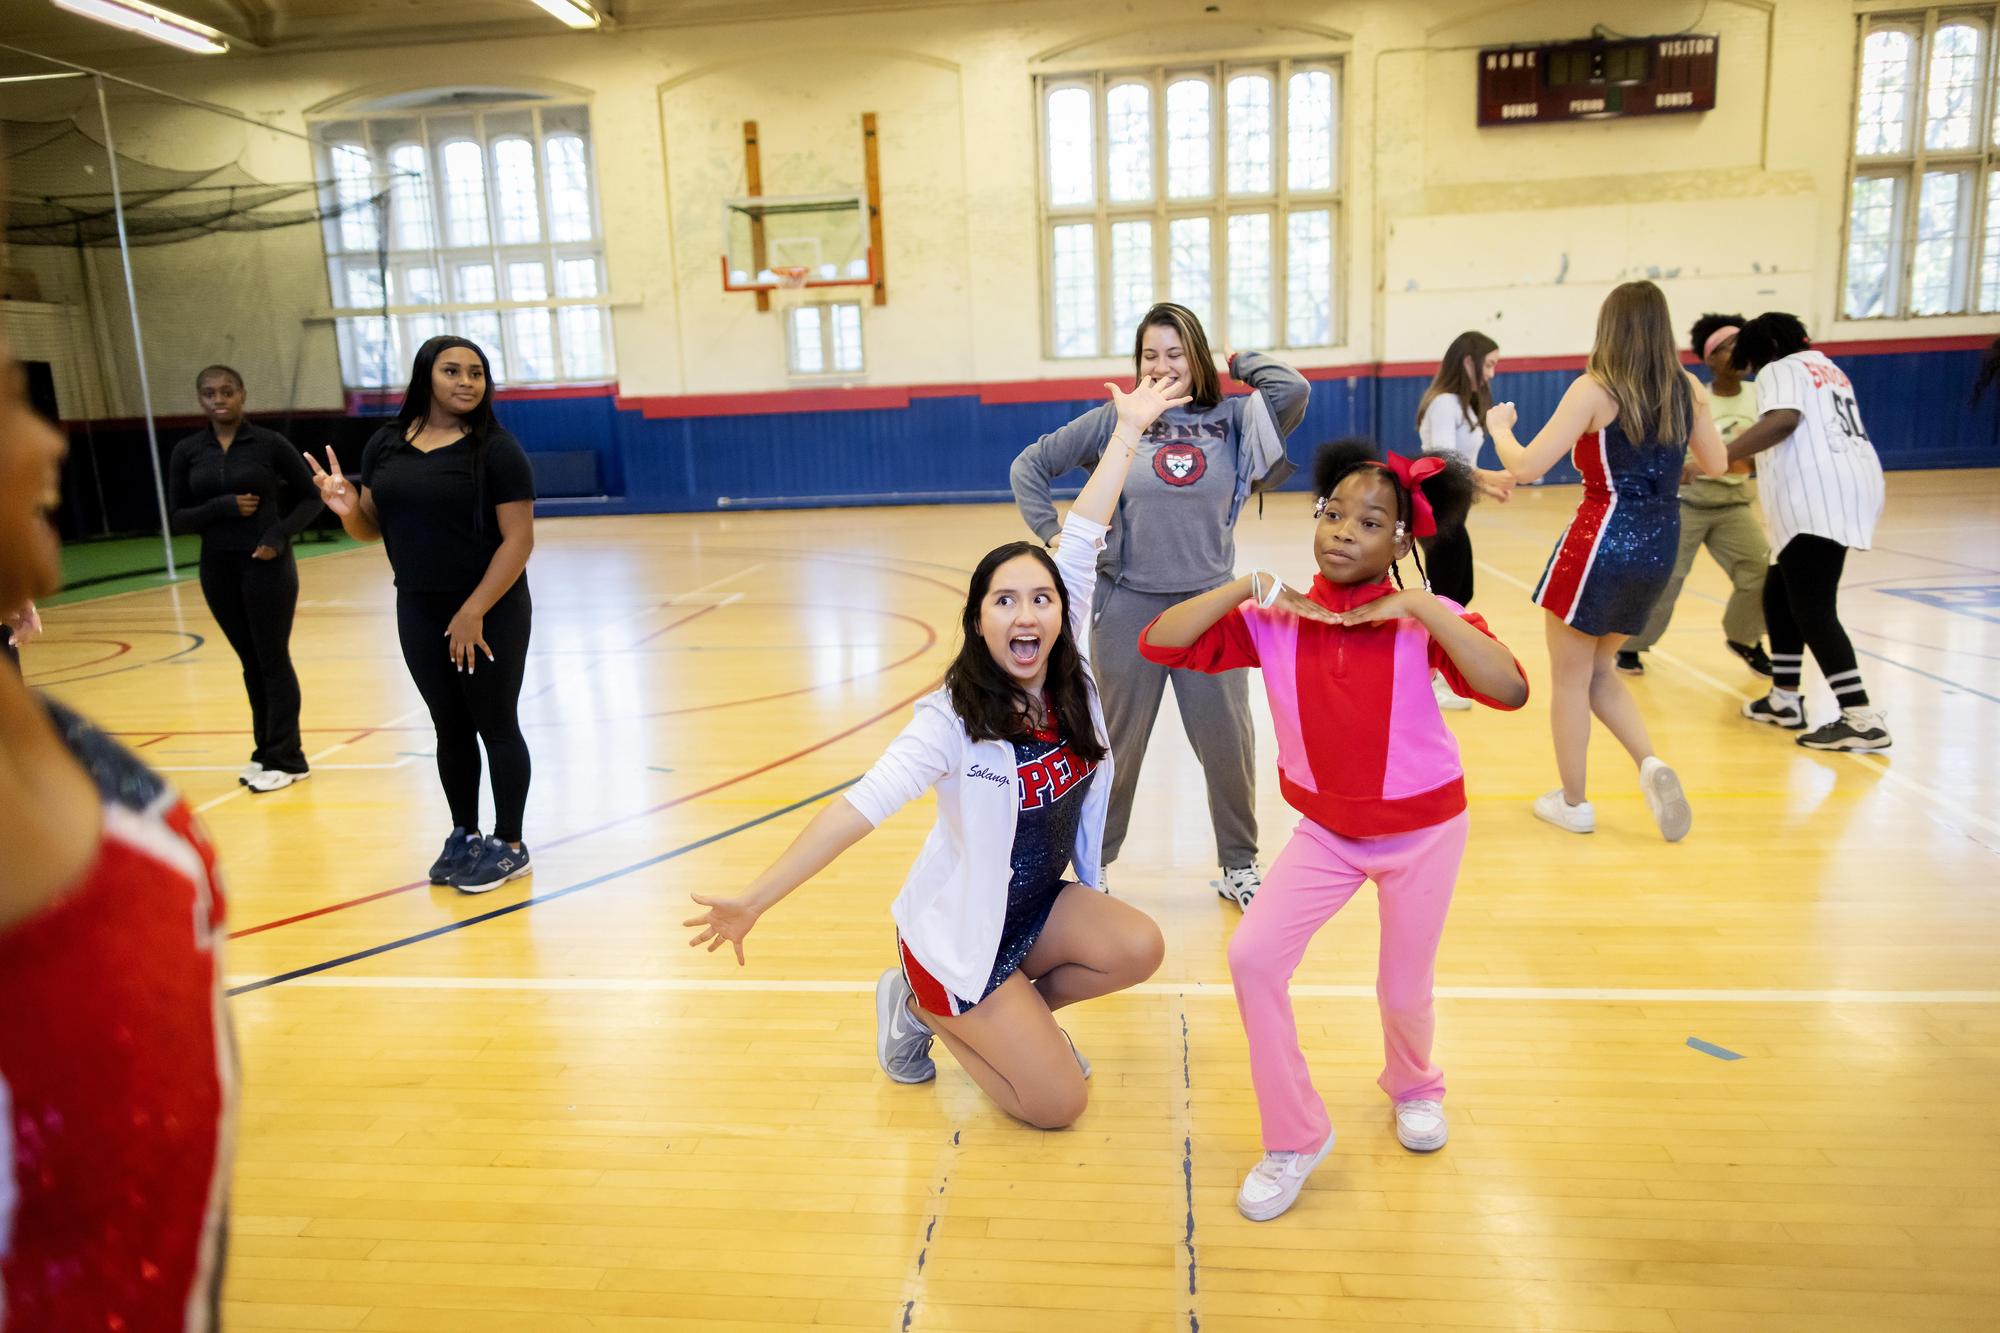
left=1310, top=438, right=1477, bottom=590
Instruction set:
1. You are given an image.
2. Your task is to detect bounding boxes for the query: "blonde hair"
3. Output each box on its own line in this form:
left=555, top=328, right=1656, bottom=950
left=1585, top=281, right=1689, bottom=447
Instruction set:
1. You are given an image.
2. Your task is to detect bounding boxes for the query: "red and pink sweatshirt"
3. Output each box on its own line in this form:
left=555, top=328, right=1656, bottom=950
left=1138, top=576, right=1527, bottom=838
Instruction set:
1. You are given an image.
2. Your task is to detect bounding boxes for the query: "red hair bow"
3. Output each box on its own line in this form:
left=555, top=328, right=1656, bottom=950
left=1381, top=452, right=1444, bottom=538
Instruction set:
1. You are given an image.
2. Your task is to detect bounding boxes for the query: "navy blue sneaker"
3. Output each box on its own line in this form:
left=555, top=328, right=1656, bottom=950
left=427, top=826, right=482, bottom=885
left=452, top=836, right=532, bottom=894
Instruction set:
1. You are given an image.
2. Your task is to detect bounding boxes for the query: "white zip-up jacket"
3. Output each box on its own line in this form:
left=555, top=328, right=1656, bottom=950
left=842, top=509, right=1114, bottom=1004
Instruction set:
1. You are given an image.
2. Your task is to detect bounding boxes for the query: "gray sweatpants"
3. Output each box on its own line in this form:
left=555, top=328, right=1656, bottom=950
left=1625, top=500, right=1770, bottom=653
left=1092, top=579, right=1259, bottom=871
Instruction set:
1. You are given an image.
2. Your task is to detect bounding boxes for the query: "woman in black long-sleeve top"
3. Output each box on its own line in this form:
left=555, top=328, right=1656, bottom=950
left=168, top=365, right=322, bottom=793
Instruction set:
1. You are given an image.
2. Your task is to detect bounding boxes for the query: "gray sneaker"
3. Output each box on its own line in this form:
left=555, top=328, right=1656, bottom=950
left=875, top=967, right=936, bottom=1084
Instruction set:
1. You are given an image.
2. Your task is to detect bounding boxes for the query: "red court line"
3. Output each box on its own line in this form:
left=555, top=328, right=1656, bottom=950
left=628, top=600, right=723, bottom=647
left=21, top=638, right=132, bottom=679
left=228, top=677, right=935, bottom=939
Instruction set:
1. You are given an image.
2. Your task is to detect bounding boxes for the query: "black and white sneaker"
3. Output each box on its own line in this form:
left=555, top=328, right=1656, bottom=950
left=1214, top=864, right=1262, bottom=909
left=1742, top=692, right=1805, bottom=730
left=427, top=826, right=482, bottom=885
left=1798, top=710, right=1892, bottom=752
left=451, top=836, right=532, bottom=893
left=1615, top=650, right=1644, bottom=675
left=1726, top=640, right=1775, bottom=677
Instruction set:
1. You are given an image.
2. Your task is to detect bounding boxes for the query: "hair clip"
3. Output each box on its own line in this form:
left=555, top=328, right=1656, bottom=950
left=1312, top=496, right=1328, bottom=517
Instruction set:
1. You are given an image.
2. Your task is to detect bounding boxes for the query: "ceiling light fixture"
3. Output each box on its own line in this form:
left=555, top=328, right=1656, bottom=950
left=51, top=0, right=231, bottom=54
left=524, top=0, right=601, bottom=30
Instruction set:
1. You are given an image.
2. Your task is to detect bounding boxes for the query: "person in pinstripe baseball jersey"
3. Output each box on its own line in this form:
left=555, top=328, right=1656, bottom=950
left=1722, top=314, right=1890, bottom=752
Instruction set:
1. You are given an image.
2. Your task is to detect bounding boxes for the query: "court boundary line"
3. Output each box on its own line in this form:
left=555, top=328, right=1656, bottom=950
left=220, top=975, right=2000, bottom=1003
left=225, top=777, right=860, bottom=996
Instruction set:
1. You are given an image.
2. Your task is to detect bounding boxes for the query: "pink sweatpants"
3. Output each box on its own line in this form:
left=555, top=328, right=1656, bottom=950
left=1227, top=811, right=1470, bottom=1152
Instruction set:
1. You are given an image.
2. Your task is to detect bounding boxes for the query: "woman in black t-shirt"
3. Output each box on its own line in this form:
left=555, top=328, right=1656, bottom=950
left=308, top=336, right=537, bottom=893
left=168, top=365, right=322, bottom=792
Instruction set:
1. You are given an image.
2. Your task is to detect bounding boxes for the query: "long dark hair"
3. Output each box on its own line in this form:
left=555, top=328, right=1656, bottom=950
left=1416, top=331, right=1498, bottom=431
left=395, top=334, right=501, bottom=528
left=1312, top=438, right=1477, bottom=591
left=1132, top=302, right=1221, bottom=410
left=1727, top=312, right=1812, bottom=375
left=944, top=542, right=1106, bottom=762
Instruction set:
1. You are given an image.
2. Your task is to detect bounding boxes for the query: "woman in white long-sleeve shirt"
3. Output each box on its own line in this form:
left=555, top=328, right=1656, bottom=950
left=1414, top=331, right=1514, bottom=709
left=685, top=378, right=1180, bottom=1131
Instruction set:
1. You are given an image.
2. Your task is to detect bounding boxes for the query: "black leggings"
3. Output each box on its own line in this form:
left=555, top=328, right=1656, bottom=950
left=1418, top=525, right=1475, bottom=607
left=200, top=547, right=307, bottom=774
left=1763, top=534, right=1868, bottom=708
left=396, top=582, right=533, bottom=842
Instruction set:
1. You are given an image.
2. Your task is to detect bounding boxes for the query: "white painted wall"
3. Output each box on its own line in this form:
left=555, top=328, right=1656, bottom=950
left=3, top=0, right=1989, bottom=419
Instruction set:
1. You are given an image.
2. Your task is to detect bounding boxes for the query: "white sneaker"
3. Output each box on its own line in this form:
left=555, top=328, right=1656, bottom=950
left=1395, top=1099, right=1448, bottom=1152
left=237, top=761, right=266, bottom=786
left=1532, top=789, right=1594, bottom=833
left=1214, top=863, right=1262, bottom=909
left=245, top=768, right=307, bottom=794
left=1236, top=1129, right=1336, bottom=1222
left=1432, top=672, right=1472, bottom=711
left=1638, top=756, right=1691, bottom=842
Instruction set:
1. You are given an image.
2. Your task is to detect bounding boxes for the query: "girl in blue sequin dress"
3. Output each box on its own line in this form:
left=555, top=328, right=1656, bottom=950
left=1485, top=281, right=1728, bottom=841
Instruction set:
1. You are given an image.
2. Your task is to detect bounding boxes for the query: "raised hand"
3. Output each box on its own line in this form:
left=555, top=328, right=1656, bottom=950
left=304, top=445, right=357, bottom=518
left=684, top=892, right=760, bottom=965
left=1486, top=401, right=1519, bottom=435
left=234, top=493, right=262, bottom=516
left=1105, top=373, right=1193, bottom=439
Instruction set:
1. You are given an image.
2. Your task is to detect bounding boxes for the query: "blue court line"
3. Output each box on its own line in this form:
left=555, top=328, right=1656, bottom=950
left=227, top=776, right=858, bottom=997
left=1686, top=1037, right=1743, bottom=1061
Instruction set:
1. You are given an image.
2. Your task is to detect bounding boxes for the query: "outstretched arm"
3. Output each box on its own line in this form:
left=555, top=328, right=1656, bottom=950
left=683, top=797, right=875, bottom=965
left=1726, top=408, right=1800, bottom=464
left=1011, top=403, right=1116, bottom=544
left=1487, top=376, right=1607, bottom=483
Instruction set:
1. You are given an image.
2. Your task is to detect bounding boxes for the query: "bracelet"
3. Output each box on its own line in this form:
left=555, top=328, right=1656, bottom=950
left=1253, top=570, right=1284, bottom=608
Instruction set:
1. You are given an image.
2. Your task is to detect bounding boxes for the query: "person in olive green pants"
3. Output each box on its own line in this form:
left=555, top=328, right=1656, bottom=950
left=1620, top=314, right=1773, bottom=677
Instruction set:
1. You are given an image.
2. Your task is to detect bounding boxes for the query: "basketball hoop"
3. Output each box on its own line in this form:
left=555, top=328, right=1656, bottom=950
left=772, top=266, right=810, bottom=289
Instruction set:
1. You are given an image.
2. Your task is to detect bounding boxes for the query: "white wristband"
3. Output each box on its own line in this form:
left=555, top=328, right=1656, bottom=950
left=1254, top=570, right=1284, bottom=608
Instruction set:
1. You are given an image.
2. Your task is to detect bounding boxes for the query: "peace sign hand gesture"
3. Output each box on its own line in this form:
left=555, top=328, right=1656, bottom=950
left=1106, top=373, right=1193, bottom=439
left=304, top=445, right=357, bottom=518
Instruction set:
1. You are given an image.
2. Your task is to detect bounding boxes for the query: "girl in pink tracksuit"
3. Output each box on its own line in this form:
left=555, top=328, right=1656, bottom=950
left=1140, top=440, right=1528, bottom=1222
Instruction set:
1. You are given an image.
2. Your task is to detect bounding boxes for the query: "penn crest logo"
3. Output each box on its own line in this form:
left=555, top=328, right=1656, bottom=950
left=1153, top=443, right=1206, bottom=486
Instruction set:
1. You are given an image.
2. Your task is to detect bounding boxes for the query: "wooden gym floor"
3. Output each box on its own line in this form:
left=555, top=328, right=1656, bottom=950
left=30, top=469, right=2000, bottom=1332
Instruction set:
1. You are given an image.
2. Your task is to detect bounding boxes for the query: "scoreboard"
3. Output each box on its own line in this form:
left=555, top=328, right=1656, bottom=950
left=1478, top=33, right=1719, bottom=127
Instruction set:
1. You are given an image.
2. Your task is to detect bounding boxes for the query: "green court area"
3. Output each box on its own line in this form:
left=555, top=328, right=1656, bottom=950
left=46, top=531, right=361, bottom=607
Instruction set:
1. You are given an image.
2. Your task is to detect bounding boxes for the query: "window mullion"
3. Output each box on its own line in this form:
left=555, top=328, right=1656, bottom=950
left=1274, top=57, right=1291, bottom=348
left=1211, top=61, right=1227, bottom=347
left=1900, top=10, right=1940, bottom=315
left=1097, top=70, right=1114, bottom=356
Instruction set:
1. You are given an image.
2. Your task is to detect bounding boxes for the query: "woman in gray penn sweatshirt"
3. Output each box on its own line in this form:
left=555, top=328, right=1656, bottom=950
left=1010, top=302, right=1308, bottom=907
